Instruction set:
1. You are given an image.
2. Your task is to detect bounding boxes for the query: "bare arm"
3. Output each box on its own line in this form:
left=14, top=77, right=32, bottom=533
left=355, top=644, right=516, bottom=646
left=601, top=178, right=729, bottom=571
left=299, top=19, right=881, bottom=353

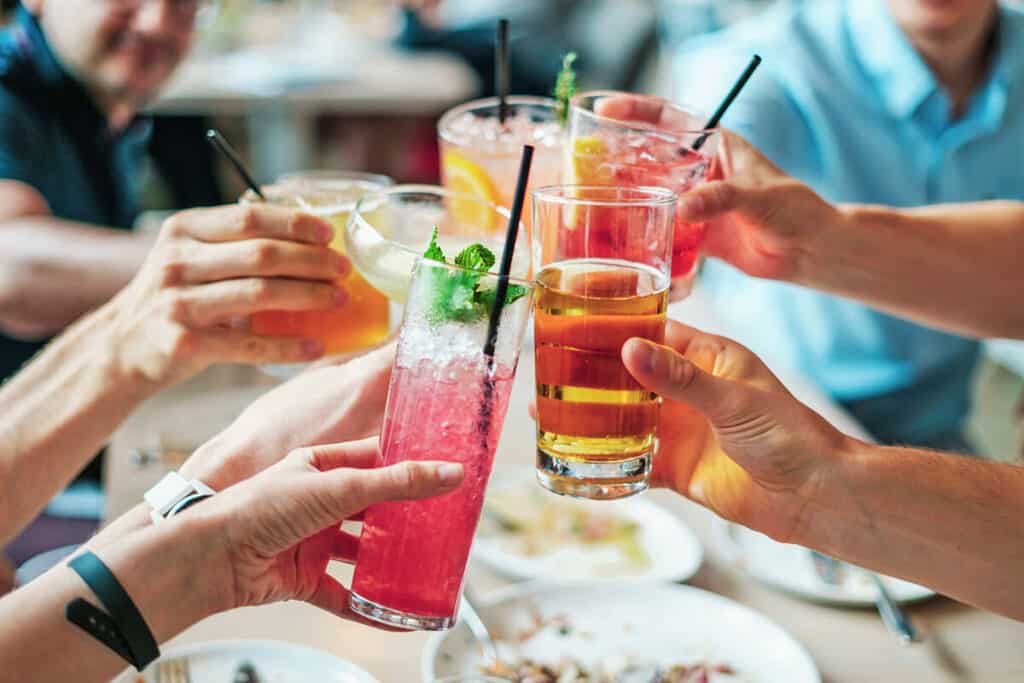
left=623, top=321, right=1024, bottom=621
left=678, top=132, right=1024, bottom=340
left=0, top=180, right=153, bottom=338
left=0, top=305, right=157, bottom=545
left=797, top=201, right=1024, bottom=339
left=804, top=441, right=1024, bottom=618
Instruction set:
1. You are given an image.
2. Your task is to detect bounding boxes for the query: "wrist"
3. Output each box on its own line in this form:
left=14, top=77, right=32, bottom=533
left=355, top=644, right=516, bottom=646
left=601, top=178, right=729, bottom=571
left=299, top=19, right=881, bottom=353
left=91, top=511, right=230, bottom=643
left=787, top=198, right=851, bottom=288
left=787, top=433, right=872, bottom=552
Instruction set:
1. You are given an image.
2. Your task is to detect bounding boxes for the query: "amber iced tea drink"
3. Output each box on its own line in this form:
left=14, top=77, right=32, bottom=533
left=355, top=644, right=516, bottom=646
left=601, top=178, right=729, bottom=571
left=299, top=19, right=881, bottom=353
left=532, top=186, right=676, bottom=500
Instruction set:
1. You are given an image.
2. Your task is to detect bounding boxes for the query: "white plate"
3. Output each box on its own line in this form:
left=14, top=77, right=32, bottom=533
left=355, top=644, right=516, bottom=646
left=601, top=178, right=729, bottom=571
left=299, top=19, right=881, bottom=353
left=472, top=472, right=702, bottom=584
left=715, top=522, right=936, bottom=607
left=113, top=639, right=379, bottom=683
left=424, top=583, right=820, bottom=682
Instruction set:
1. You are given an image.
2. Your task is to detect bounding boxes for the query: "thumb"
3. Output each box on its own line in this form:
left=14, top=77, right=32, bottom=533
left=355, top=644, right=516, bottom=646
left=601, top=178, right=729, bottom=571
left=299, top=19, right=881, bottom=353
left=622, top=338, right=757, bottom=427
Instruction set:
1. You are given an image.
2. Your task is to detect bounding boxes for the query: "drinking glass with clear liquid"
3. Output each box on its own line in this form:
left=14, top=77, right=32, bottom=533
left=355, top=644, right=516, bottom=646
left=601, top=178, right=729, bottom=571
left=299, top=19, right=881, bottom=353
left=532, top=185, right=678, bottom=500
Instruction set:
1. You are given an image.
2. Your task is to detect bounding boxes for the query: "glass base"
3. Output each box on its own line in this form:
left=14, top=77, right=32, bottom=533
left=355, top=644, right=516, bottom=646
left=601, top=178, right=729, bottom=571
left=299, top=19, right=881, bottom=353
left=349, top=591, right=456, bottom=631
left=536, top=449, right=650, bottom=500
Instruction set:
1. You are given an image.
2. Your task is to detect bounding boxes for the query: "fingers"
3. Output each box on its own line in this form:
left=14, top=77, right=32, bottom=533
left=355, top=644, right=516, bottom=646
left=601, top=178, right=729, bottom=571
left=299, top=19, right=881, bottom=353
left=678, top=181, right=745, bottom=222
left=329, top=460, right=465, bottom=515
left=165, top=204, right=333, bottom=245
left=622, top=337, right=758, bottom=428
left=172, top=239, right=348, bottom=285
left=305, top=437, right=381, bottom=472
left=189, top=329, right=325, bottom=365
left=593, top=94, right=666, bottom=123
left=173, top=277, right=344, bottom=326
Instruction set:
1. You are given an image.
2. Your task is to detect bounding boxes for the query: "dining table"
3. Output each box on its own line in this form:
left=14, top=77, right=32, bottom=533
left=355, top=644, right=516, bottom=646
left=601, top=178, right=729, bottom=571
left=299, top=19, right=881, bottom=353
left=103, top=295, right=1024, bottom=683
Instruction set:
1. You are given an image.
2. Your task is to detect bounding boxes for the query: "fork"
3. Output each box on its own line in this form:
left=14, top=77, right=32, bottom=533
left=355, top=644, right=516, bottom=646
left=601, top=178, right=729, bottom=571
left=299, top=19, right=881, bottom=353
left=155, top=657, right=191, bottom=683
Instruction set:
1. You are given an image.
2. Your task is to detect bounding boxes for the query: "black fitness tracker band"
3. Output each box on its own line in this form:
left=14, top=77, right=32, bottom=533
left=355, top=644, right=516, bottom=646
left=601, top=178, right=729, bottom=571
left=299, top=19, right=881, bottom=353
left=65, top=551, right=160, bottom=670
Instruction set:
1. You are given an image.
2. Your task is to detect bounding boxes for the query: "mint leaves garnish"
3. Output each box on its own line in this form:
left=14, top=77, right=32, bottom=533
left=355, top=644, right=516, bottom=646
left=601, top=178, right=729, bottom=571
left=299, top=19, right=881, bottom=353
left=421, top=227, right=527, bottom=325
left=554, top=52, right=578, bottom=125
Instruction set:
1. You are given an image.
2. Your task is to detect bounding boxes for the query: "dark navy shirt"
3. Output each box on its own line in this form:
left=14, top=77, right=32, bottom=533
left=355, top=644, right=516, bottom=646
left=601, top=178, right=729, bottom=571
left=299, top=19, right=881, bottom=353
left=0, top=7, right=150, bottom=382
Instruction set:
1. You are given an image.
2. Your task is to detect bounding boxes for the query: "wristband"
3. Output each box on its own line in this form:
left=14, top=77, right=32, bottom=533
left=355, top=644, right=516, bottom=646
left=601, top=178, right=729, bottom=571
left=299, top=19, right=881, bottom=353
left=65, top=551, right=160, bottom=670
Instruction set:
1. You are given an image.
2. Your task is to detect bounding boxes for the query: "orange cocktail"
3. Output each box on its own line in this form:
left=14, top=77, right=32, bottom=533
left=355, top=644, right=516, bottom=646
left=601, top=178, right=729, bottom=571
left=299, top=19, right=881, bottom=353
left=245, top=173, right=394, bottom=364
left=532, top=186, right=677, bottom=500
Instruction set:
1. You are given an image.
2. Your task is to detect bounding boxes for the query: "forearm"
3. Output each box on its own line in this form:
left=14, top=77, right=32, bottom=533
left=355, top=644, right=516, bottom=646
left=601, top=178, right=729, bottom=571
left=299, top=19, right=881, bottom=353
left=0, top=216, right=152, bottom=337
left=799, top=440, right=1024, bottom=619
left=0, top=514, right=224, bottom=683
left=794, top=201, right=1024, bottom=339
left=0, top=305, right=159, bottom=544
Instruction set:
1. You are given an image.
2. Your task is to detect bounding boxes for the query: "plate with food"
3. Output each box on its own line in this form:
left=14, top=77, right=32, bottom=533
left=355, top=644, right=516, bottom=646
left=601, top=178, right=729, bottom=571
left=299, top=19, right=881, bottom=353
left=472, top=472, right=702, bottom=584
left=423, top=583, right=820, bottom=682
left=115, top=639, right=379, bottom=683
left=715, top=522, right=935, bottom=606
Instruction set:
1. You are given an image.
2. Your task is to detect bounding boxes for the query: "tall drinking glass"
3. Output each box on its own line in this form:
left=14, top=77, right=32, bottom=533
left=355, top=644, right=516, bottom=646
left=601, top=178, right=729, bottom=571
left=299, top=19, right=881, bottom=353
left=349, top=259, right=533, bottom=631
left=568, top=91, right=719, bottom=298
left=439, top=96, right=563, bottom=240
left=532, top=185, right=677, bottom=500
left=241, top=171, right=394, bottom=375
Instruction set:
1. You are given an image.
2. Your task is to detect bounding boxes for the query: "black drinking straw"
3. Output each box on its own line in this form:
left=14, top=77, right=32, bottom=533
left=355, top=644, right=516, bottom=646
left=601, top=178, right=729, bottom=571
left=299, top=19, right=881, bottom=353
left=496, top=18, right=510, bottom=124
left=483, top=144, right=533, bottom=361
left=690, top=54, right=762, bottom=152
left=205, top=128, right=265, bottom=200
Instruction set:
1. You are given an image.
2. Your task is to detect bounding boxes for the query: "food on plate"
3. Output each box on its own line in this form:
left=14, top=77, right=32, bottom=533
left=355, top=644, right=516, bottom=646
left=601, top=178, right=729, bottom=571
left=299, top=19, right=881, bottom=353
left=483, top=656, right=738, bottom=682
left=479, top=488, right=650, bottom=571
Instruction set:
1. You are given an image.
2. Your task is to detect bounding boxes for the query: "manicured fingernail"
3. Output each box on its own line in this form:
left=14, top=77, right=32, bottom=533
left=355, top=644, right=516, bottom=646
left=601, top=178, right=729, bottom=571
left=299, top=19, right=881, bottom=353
left=302, top=339, right=324, bottom=358
left=438, top=463, right=463, bottom=486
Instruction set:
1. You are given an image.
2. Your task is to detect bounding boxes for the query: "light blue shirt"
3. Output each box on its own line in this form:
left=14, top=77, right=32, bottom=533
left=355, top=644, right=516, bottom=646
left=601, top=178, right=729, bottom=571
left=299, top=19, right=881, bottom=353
left=673, top=0, right=1024, bottom=449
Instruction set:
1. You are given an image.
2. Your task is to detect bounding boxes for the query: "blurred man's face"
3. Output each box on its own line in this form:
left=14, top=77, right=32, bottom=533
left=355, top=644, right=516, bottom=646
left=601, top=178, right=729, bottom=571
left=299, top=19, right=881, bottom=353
left=26, top=0, right=196, bottom=108
left=885, top=0, right=998, bottom=38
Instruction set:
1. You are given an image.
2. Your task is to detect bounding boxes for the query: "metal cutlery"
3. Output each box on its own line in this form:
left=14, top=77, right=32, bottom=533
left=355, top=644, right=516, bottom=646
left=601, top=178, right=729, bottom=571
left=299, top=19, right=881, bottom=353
left=809, top=550, right=921, bottom=645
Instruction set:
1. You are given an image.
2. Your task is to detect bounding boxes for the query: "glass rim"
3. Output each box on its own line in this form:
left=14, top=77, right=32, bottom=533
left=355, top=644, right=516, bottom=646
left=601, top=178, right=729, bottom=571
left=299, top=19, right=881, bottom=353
left=438, top=95, right=559, bottom=143
left=352, top=184, right=532, bottom=288
left=532, top=184, right=679, bottom=208
left=277, top=169, right=395, bottom=188
left=570, top=89, right=715, bottom=137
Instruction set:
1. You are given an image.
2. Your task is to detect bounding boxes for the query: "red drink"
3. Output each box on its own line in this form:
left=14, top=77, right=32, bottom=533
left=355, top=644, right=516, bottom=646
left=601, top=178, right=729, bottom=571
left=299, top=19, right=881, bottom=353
left=349, top=256, right=532, bottom=630
left=568, top=92, right=719, bottom=298
left=351, top=359, right=514, bottom=624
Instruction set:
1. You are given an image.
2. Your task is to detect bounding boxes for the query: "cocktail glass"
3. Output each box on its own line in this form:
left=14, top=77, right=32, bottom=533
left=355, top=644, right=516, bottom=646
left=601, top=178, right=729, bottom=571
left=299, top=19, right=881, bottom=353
left=438, top=96, right=563, bottom=243
left=241, top=171, right=394, bottom=376
left=532, top=185, right=677, bottom=500
left=349, top=257, right=533, bottom=631
left=345, top=185, right=530, bottom=303
left=567, top=91, right=719, bottom=299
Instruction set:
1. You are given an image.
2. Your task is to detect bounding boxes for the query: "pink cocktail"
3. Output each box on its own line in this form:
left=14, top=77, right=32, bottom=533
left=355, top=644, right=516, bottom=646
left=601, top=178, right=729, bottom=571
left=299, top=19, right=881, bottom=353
left=350, top=257, right=532, bottom=631
left=567, top=91, right=719, bottom=298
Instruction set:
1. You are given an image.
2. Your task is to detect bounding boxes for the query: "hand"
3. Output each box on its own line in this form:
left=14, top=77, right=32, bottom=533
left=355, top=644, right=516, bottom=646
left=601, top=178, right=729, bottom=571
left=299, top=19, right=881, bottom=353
left=184, top=438, right=463, bottom=623
left=108, top=204, right=349, bottom=387
left=622, top=320, right=855, bottom=542
left=180, top=342, right=394, bottom=491
left=594, top=94, right=838, bottom=281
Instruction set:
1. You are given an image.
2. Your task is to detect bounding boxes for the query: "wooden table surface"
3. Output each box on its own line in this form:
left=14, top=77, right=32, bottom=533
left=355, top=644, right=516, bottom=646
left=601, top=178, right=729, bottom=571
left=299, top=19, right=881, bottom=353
left=105, top=304, right=1024, bottom=683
